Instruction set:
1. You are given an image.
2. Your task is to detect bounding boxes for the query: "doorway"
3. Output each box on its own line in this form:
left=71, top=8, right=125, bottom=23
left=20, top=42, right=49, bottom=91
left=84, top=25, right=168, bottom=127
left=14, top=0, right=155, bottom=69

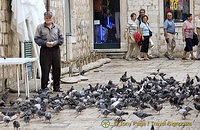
left=93, top=0, right=120, bottom=49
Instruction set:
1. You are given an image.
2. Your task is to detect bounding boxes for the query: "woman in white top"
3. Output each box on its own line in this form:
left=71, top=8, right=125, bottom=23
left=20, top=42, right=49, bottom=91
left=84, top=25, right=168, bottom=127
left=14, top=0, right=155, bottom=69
left=124, top=13, right=139, bottom=60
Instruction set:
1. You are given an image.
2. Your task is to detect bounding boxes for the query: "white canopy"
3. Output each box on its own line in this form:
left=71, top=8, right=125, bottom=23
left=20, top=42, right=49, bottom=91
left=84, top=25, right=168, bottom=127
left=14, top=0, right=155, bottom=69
left=11, top=0, right=46, bottom=77
left=11, top=0, right=46, bottom=41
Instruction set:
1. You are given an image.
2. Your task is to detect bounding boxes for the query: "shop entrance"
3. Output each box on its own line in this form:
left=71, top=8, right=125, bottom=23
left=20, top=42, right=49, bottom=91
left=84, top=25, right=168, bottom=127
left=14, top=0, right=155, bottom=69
left=93, top=0, right=120, bottom=49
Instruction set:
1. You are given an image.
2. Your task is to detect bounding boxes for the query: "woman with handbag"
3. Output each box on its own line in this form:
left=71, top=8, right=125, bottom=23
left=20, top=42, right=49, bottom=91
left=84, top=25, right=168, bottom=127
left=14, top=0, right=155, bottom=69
left=182, top=13, right=196, bottom=60
left=124, top=13, right=140, bottom=60
left=137, top=15, right=152, bottom=60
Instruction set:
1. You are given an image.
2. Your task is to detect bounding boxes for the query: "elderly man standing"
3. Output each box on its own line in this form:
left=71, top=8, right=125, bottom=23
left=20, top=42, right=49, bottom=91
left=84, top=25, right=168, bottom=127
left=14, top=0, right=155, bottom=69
left=163, top=12, right=176, bottom=60
left=34, top=11, right=64, bottom=92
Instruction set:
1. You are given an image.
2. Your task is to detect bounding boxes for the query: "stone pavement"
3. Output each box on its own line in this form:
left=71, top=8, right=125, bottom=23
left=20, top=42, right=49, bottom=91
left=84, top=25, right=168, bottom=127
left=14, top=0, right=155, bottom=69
left=0, top=58, right=200, bottom=130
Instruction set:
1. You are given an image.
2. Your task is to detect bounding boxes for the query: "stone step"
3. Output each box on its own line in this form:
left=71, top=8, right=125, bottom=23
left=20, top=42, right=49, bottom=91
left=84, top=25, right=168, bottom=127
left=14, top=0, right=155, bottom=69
left=102, top=52, right=126, bottom=59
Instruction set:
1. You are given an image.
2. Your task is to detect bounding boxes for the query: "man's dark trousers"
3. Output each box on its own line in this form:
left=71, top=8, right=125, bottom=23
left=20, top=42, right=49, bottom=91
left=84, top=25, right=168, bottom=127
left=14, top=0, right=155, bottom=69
left=40, top=46, right=60, bottom=90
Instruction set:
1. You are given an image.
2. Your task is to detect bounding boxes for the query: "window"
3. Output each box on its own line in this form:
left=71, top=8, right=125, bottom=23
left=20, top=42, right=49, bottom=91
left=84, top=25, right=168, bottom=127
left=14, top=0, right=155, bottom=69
left=93, top=0, right=120, bottom=49
left=164, top=0, right=189, bottom=22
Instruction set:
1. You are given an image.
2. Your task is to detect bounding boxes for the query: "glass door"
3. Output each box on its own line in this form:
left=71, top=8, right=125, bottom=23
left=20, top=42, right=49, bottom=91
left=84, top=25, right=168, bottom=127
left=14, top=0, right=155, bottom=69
left=93, top=0, right=120, bottom=49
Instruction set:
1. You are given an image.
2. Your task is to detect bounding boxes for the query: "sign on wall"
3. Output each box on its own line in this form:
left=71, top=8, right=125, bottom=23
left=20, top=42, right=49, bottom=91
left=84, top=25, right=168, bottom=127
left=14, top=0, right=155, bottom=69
left=170, top=0, right=183, bottom=10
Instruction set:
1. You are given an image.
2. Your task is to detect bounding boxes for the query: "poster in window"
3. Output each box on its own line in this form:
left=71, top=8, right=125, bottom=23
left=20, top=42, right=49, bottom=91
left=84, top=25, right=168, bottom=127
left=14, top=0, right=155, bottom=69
left=170, top=0, right=183, bottom=10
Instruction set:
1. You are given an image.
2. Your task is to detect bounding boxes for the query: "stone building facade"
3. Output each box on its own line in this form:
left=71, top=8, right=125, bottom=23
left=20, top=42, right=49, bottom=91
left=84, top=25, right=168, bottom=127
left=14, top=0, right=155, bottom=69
left=1, top=0, right=200, bottom=86
left=47, top=0, right=200, bottom=58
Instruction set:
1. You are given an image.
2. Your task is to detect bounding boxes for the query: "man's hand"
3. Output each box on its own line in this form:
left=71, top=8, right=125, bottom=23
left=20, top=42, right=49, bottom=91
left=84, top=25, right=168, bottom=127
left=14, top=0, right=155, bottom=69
left=165, top=34, right=169, bottom=40
left=46, top=42, right=53, bottom=47
left=52, top=41, right=58, bottom=46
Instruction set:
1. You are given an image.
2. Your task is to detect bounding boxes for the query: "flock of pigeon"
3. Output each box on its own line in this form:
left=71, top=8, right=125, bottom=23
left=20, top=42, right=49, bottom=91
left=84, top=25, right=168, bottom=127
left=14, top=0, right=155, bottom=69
left=0, top=69, right=200, bottom=129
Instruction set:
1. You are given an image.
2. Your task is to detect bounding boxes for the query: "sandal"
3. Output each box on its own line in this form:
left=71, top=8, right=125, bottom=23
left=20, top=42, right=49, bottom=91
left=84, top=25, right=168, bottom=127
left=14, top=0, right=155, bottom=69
left=136, top=57, right=142, bottom=61
left=144, top=58, right=149, bottom=60
left=191, top=57, right=196, bottom=60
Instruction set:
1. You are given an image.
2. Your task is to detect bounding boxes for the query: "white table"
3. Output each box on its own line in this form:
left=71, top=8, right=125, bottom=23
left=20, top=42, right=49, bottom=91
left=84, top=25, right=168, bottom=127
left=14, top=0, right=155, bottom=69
left=0, top=58, right=38, bottom=97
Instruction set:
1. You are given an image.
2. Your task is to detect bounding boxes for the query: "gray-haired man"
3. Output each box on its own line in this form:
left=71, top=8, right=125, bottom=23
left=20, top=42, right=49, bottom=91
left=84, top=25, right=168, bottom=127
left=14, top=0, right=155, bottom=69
left=163, top=12, right=176, bottom=60
left=34, top=11, right=64, bottom=92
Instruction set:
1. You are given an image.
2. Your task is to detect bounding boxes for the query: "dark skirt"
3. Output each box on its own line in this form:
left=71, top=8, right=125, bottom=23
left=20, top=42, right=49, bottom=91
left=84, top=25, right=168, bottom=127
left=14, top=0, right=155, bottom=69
left=141, top=36, right=150, bottom=53
left=184, top=38, right=193, bottom=52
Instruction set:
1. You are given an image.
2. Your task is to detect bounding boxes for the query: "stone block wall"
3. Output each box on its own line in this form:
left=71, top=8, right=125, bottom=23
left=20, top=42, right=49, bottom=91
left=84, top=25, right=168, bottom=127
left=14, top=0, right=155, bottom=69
left=47, top=0, right=91, bottom=63
left=0, top=0, right=18, bottom=86
left=0, top=0, right=11, bottom=57
left=70, top=0, right=91, bottom=60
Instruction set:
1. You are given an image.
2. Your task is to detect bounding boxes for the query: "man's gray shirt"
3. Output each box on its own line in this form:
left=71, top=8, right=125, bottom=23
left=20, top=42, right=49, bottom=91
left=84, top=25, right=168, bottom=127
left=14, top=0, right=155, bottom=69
left=164, top=19, right=175, bottom=34
left=34, top=23, right=64, bottom=47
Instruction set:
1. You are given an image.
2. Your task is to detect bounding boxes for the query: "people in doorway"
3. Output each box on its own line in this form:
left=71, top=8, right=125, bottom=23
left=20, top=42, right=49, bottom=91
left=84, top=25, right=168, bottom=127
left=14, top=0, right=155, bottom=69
left=163, top=12, right=176, bottom=60
left=124, top=13, right=140, bottom=60
left=137, top=15, right=152, bottom=60
left=34, top=11, right=64, bottom=92
left=137, top=9, right=155, bottom=59
left=182, top=13, right=196, bottom=60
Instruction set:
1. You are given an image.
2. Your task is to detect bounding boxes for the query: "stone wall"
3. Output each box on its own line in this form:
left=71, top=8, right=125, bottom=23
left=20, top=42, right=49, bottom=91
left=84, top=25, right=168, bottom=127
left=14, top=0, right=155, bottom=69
left=70, top=0, right=91, bottom=60
left=0, top=0, right=18, bottom=87
left=0, top=0, right=11, bottom=57
left=47, top=0, right=91, bottom=63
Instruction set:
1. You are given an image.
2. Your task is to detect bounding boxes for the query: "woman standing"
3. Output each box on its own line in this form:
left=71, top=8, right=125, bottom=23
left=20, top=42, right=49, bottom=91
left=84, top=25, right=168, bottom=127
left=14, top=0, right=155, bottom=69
left=124, top=13, right=140, bottom=60
left=182, top=14, right=196, bottom=60
left=137, top=15, right=151, bottom=60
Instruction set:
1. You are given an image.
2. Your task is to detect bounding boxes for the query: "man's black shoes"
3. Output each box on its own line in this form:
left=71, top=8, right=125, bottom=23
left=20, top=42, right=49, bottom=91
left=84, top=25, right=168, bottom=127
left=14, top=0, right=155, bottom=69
left=53, top=88, right=63, bottom=92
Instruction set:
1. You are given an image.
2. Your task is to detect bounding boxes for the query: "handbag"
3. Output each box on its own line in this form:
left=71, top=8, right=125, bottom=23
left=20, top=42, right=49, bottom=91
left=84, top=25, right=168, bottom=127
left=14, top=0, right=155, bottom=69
left=149, top=30, right=152, bottom=37
left=192, top=32, right=199, bottom=46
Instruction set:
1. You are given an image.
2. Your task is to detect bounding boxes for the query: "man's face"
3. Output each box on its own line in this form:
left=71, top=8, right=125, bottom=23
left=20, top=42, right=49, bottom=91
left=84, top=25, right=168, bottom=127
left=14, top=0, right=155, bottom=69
left=167, top=13, right=173, bottom=20
left=44, top=16, right=53, bottom=25
left=140, top=11, right=145, bottom=17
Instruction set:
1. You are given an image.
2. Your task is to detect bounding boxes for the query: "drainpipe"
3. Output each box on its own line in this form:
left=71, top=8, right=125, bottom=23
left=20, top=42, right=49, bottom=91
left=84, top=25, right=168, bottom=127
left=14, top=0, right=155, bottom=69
left=65, top=0, right=72, bottom=64
left=46, top=0, right=50, bottom=11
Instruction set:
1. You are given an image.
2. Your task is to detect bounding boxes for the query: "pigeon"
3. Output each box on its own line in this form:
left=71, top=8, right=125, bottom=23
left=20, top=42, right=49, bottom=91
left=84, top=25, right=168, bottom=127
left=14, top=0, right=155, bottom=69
left=113, top=116, right=125, bottom=123
left=75, top=105, right=86, bottom=113
left=24, top=96, right=30, bottom=104
left=16, top=95, right=22, bottom=105
left=194, top=103, right=200, bottom=112
left=36, top=109, right=45, bottom=119
left=45, top=111, right=52, bottom=123
left=120, top=72, right=130, bottom=82
left=2, top=111, right=17, bottom=117
left=13, top=121, right=20, bottom=129
left=24, top=116, right=30, bottom=124
left=9, top=99, right=15, bottom=106
left=114, top=109, right=128, bottom=116
left=2, top=92, right=8, bottom=102
left=0, top=100, right=5, bottom=107
left=150, top=69, right=160, bottom=76
left=152, top=104, right=163, bottom=114
left=80, top=70, right=85, bottom=76
left=182, top=105, right=193, bottom=112
left=3, top=114, right=10, bottom=126
left=133, top=112, right=153, bottom=120
left=179, top=108, right=190, bottom=119
left=101, top=109, right=111, bottom=117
